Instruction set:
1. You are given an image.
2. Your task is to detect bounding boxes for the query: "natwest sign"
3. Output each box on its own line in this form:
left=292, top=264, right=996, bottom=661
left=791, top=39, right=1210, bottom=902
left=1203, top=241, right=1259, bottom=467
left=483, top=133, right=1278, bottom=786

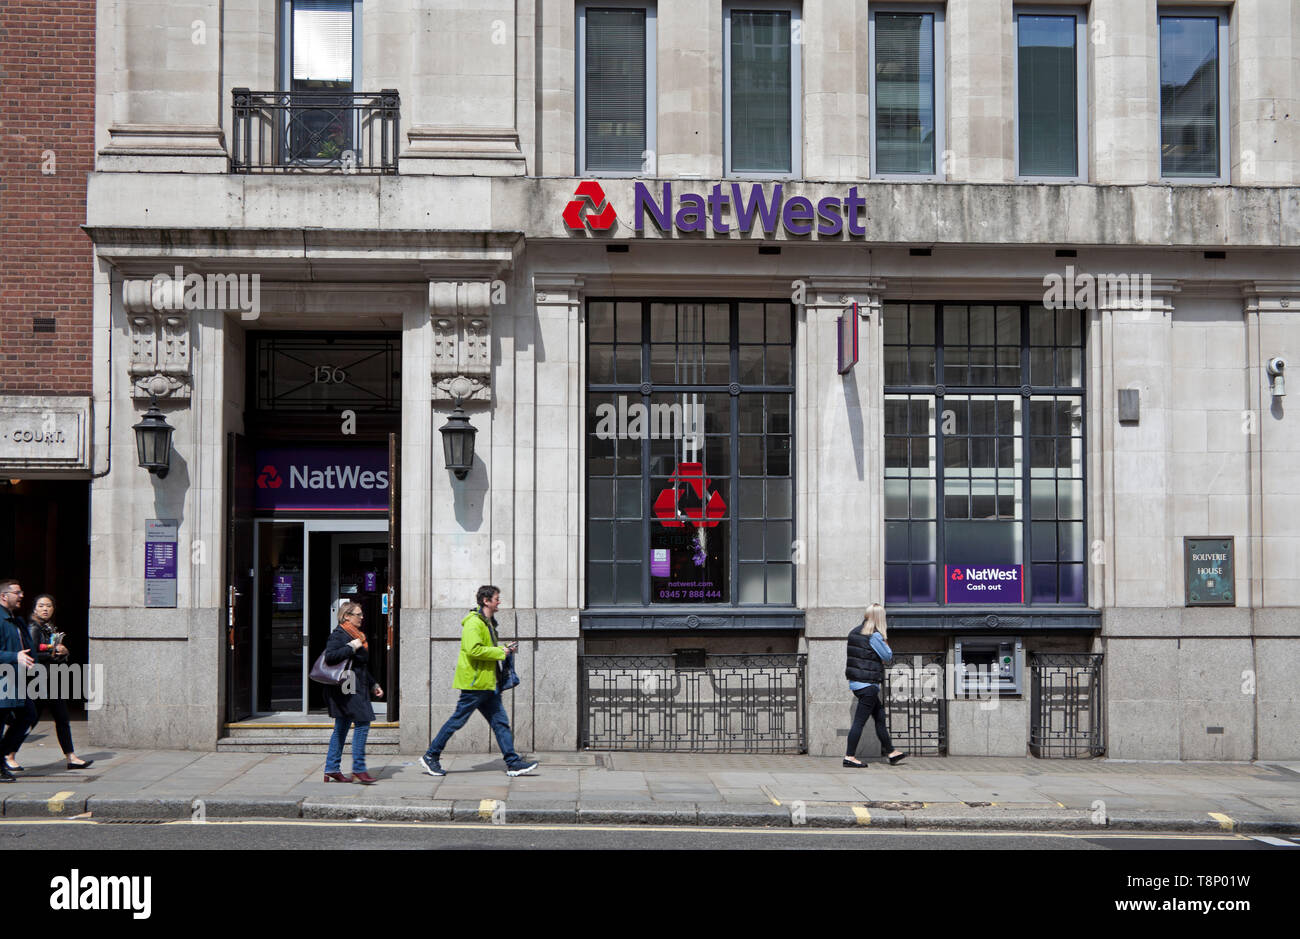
left=254, top=446, right=390, bottom=512
left=945, top=564, right=1024, bottom=604
left=562, top=180, right=873, bottom=238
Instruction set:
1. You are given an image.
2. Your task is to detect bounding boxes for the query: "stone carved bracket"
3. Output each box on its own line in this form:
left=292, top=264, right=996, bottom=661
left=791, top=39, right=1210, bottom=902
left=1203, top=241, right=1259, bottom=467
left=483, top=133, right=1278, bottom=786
left=803, top=278, right=886, bottom=320
left=430, top=281, right=494, bottom=402
left=123, top=280, right=192, bottom=400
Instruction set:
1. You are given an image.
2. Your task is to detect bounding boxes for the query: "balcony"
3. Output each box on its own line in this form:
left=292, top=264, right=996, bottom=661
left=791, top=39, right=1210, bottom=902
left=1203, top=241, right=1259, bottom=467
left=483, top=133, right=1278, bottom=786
left=231, top=89, right=400, bottom=174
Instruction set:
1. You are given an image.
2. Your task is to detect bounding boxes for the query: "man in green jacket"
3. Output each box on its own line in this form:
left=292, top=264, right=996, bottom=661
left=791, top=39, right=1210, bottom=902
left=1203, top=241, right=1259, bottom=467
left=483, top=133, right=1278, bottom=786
left=419, top=585, right=538, bottom=777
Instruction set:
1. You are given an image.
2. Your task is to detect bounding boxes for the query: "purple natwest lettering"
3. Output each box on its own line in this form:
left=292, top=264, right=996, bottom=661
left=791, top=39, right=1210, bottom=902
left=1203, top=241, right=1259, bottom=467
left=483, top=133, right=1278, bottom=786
left=633, top=182, right=868, bottom=237
left=965, top=567, right=1019, bottom=581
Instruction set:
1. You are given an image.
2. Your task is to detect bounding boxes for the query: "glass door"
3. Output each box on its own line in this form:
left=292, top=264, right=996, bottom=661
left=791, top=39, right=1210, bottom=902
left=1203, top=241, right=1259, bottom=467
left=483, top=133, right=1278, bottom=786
left=255, top=521, right=307, bottom=713
left=331, top=533, right=389, bottom=718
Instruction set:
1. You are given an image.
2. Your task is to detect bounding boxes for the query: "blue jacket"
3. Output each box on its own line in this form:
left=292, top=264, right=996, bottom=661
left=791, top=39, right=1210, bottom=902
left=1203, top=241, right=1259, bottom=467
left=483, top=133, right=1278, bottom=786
left=0, top=607, right=33, bottom=708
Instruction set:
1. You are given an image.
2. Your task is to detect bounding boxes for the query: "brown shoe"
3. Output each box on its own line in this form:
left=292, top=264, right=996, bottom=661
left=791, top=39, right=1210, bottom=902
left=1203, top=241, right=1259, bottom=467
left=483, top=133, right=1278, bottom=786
left=324, top=772, right=352, bottom=783
left=353, top=771, right=376, bottom=784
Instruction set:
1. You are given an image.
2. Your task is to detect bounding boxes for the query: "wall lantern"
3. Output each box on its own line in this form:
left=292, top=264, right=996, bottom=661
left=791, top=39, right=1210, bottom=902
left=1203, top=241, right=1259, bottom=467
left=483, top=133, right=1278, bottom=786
left=132, top=396, right=174, bottom=478
left=438, top=400, right=477, bottom=480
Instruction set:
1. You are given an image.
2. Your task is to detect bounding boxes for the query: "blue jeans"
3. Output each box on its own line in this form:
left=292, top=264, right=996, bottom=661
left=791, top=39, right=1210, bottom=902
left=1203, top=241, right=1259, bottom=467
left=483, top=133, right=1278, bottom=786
left=325, top=718, right=369, bottom=774
left=424, top=690, right=522, bottom=768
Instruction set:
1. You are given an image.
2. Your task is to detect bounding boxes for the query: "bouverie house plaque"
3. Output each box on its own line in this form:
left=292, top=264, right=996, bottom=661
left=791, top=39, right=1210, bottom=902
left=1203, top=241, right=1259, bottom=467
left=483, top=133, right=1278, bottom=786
left=1184, top=537, right=1235, bottom=606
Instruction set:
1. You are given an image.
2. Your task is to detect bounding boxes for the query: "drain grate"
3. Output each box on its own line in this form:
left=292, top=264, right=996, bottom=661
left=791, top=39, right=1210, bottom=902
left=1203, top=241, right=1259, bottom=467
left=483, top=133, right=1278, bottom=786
left=865, top=801, right=925, bottom=811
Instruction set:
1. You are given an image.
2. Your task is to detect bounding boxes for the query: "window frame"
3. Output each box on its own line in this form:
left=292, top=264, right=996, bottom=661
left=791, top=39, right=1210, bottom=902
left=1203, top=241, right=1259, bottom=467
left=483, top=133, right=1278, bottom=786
left=722, top=1, right=803, bottom=179
left=1157, top=6, right=1231, bottom=184
left=576, top=1, right=658, bottom=177
left=1012, top=6, right=1089, bottom=183
left=882, top=302, right=1088, bottom=608
left=868, top=4, right=947, bottom=181
left=584, top=298, right=798, bottom=612
left=279, top=0, right=363, bottom=94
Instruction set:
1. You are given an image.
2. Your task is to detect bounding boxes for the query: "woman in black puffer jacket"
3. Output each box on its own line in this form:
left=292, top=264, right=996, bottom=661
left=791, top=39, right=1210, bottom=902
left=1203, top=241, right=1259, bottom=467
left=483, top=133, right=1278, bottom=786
left=843, top=603, right=907, bottom=768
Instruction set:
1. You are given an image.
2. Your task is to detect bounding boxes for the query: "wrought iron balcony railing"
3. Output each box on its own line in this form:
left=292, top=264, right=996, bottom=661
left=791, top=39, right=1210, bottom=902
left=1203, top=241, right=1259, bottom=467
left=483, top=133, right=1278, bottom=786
left=231, top=89, right=400, bottom=174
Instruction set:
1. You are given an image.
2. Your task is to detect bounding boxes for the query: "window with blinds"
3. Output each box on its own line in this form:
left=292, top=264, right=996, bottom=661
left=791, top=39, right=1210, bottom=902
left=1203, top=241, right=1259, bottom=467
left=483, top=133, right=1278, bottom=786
left=583, top=8, right=648, bottom=173
left=873, top=12, right=937, bottom=175
left=728, top=9, right=793, bottom=174
left=1017, top=13, right=1079, bottom=178
left=1159, top=14, right=1221, bottom=178
left=292, top=0, right=353, bottom=89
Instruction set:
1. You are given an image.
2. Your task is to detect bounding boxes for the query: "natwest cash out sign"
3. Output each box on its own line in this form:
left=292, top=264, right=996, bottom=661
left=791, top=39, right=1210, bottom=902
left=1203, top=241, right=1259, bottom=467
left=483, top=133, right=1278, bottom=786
left=254, top=446, right=390, bottom=512
left=563, top=180, right=872, bottom=237
left=945, top=564, right=1024, bottom=604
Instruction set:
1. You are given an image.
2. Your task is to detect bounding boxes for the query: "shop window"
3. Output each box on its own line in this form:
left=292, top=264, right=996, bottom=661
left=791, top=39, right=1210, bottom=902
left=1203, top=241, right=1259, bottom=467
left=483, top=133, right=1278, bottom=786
left=578, top=4, right=656, bottom=175
left=884, top=302, right=1085, bottom=605
left=586, top=300, right=795, bottom=608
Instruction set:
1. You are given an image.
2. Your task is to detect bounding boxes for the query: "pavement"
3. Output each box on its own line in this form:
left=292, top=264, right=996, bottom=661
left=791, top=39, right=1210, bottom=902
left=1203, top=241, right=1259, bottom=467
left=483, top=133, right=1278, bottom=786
left=4, top=720, right=1299, bottom=833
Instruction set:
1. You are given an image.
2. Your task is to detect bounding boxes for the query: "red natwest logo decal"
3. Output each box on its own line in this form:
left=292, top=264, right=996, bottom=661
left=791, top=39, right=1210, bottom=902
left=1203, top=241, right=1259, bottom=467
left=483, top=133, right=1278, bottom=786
left=563, top=181, right=617, bottom=232
left=257, top=465, right=282, bottom=489
left=653, top=462, right=727, bottom=529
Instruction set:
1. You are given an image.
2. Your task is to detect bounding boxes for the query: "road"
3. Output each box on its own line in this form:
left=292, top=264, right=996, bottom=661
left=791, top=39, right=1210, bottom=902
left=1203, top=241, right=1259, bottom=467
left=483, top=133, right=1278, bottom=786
left=2, top=818, right=1295, bottom=850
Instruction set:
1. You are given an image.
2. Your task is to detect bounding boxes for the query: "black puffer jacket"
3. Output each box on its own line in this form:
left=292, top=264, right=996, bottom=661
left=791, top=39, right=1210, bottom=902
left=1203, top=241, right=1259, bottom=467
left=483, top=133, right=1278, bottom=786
left=844, top=621, right=885, bottom=684
left=322, top=626, right=376, bottom=724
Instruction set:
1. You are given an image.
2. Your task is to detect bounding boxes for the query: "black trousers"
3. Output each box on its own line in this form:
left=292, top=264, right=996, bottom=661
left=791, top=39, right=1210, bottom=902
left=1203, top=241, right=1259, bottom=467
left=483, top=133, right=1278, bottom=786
left=845, top=685, right=893, bottom=758
left=0, top=703, right=33, bottom=758
left=23, top=697, right=75, bottom=755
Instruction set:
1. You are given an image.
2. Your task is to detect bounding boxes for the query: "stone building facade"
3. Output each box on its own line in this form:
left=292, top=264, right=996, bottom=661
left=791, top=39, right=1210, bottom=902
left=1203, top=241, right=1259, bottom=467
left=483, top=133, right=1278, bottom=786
left=81, top=0, right=1298, bottom=760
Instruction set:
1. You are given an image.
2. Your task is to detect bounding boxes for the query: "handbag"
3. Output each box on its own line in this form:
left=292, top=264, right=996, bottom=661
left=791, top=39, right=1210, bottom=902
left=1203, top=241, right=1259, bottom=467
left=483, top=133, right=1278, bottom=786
left=309, top=648, right=353, bottom=687
left=499, top=651, right=520, bottom=692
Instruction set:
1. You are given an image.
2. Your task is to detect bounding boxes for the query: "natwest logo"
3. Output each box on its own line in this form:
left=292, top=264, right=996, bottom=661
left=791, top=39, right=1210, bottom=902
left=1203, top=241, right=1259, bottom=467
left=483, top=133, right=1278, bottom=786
left=257, top=465, right=282, bottom=489
left=562, top=181, right=618, bottom=232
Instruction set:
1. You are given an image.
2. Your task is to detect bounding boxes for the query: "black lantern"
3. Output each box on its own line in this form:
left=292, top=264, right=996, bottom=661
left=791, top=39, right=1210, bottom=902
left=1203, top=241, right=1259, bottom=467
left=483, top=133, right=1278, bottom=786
left=132, top=396, right=174, bottom=478
left=438, top=402, right=477, bottom=480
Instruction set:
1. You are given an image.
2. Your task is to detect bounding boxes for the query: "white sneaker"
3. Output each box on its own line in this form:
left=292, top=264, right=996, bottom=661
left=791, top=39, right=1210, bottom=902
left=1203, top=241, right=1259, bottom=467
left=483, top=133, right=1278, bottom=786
left=505, top=761, right=539, bottom=777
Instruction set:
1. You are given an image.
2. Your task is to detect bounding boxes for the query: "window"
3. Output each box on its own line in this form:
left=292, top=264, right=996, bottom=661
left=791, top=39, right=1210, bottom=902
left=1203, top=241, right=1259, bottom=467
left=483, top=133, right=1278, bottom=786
left=1159, top=10, right=1229, bottom=180
left=1015, top=9, right=1087, bottom=180
left=578, top=4, right=656, bottom=175
left=884, top=303, right=1086, bottom=606
left=587, top=301, right=795, bottom=608
left=724, top=4, right=802, bottom=176
left=870, top=7, right=945, bottom=178
left=280, top=0, right=362, bottom=163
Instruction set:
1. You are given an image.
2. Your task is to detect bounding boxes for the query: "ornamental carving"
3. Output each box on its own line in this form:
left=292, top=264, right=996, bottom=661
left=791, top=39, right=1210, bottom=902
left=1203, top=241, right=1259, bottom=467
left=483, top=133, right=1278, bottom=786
left=430, top=281, right=494, bottom=402
left=125, top=307, right=191, bottom=401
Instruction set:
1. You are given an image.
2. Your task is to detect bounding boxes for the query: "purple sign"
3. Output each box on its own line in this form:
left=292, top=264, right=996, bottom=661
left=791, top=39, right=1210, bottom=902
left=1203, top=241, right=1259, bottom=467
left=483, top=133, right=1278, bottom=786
left=144, top=542, right=177, bottom=579
left=274, top=575, right=294, bottom=604
left=945, top=565, right=1024, bottom=604
left=650, top=548, right=670, bottom=578
left=363, top=571, right=377, bottom=592
left=254, top=447, right=389, bottom=512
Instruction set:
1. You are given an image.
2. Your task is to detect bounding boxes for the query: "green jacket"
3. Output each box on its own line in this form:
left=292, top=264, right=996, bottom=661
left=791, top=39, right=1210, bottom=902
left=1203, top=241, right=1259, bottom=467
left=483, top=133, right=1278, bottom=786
left=453, top=608, right=507, bottom=690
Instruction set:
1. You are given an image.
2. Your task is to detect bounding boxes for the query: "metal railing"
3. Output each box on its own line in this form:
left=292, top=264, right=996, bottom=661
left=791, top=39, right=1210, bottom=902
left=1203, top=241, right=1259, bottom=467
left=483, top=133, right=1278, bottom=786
left=1029, top=653, right=1105, bottom=758
left=580, top=653, right=807, bottom=753
left=883, top=654, right=948, bottom=756
left=231, top=88, right=400, bottom=174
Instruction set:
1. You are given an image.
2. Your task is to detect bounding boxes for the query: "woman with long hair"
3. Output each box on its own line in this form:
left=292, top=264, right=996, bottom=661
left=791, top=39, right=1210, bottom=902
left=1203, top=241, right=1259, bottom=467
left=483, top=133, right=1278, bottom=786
left=322, top=601, right=383, bottom=784
left=843, top=602, right=907, bottom=767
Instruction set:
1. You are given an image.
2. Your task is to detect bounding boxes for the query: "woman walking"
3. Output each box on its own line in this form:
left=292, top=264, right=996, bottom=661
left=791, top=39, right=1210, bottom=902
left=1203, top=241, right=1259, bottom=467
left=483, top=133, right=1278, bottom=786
left=322, top=602, right=383, bottom=784
left=7, top=594, right=92, bottom=771
left=843, top=602, right=907, bottom=768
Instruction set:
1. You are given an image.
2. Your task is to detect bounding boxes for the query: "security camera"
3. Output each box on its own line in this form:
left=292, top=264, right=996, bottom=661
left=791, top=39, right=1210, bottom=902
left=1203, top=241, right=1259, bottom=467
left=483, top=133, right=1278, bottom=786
left=1267, top=357, right=1286, bottom=397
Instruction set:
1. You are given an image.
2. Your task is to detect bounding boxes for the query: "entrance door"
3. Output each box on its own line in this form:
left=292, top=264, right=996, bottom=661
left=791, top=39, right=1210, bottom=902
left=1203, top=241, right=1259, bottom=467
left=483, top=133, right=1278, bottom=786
left=225, top=434, right=256, bottom=722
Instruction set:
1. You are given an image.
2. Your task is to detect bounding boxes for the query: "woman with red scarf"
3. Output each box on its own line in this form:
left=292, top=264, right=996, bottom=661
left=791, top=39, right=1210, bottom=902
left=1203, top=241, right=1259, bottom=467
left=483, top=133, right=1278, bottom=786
left=322, top=602, right=383, bottom=784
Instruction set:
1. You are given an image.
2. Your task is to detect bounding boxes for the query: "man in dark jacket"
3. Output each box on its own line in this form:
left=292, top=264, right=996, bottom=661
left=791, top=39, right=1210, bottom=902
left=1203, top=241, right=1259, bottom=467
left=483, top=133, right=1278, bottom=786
left=0, top=579, right=35, bottom=782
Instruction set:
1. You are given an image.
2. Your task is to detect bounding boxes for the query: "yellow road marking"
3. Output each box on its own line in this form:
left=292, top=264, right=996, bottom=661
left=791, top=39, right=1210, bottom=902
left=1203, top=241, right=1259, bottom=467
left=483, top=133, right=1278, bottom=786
left=851, top=806, right=871, bottom=826
left=1208, top=812, right=1235, bottom=831
left=478, top=799, right=498, bottom=820
left=759, top=785, right=781, bottom=806
left=47, top=791, right=74, bottom=814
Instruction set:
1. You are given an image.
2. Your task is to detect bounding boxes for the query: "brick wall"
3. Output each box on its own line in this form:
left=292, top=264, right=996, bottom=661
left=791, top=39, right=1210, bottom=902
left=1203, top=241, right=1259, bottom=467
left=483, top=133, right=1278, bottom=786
left=0, top=1, right=95, bottom=394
